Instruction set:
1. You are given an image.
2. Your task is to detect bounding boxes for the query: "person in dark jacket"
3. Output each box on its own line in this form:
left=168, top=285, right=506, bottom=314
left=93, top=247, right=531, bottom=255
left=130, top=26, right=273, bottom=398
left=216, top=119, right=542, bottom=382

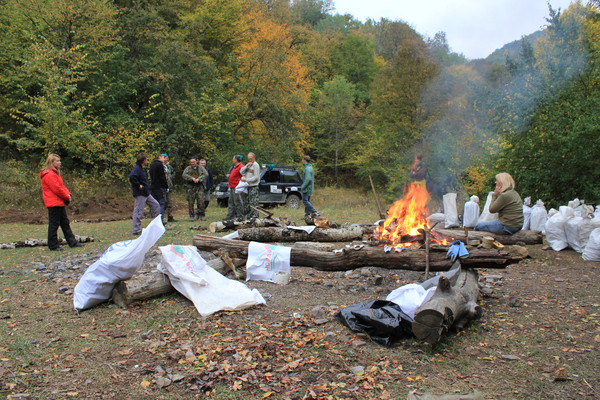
left=149, top=153, right=169, bottom=222
left=129, top=152, right=160, bottom=235
left=40, top=154, right=84, bottom=251
left=199, top=158, right=213, bottom=209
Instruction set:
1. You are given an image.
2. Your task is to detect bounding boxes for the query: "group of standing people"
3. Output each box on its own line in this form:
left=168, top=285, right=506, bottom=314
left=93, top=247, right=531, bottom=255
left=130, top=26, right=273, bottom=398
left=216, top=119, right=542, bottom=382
left=129, top=153, right=214, bottom=234
left=223, top=153, right=320, bottom=222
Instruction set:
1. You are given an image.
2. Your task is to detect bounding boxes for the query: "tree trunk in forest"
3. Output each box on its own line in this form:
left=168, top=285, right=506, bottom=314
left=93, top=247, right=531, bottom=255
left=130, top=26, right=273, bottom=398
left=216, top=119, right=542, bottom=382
left=236, top=225, right=374, bottom=242
left=434, top=229, right=542, bottom=245
left=412, top=269, right=481, bottom=344
left=192, top=234, right=527, bottom=271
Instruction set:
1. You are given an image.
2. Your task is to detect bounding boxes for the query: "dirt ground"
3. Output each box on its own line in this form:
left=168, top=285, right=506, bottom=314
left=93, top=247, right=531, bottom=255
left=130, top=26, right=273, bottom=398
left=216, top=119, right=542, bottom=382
left=0, top=196, right=135, bottom=224
left=0, top=203, right=598, bottom=399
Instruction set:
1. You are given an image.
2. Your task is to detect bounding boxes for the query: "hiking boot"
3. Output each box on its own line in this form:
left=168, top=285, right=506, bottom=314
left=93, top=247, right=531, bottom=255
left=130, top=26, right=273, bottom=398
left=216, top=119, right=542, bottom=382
left=168, top=216, right=177, bottom=222
left=198, top=216, right=207, bottom=221
left=189, top=216, right=195, bottom=222
left=69, top=242, right=85, bottom=248
left=50, top=247, right=64, bottom=251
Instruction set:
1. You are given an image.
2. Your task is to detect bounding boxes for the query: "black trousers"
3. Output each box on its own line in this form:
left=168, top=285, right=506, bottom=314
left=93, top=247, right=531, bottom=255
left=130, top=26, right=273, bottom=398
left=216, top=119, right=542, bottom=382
left=47, top=207, right=77, bottom=249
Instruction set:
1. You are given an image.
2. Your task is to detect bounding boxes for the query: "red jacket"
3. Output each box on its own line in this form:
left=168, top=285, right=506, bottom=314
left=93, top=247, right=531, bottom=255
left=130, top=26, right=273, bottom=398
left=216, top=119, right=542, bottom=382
left=228, top=163, right=244, bottom=188
left=40, top=168, right=71, bottom=207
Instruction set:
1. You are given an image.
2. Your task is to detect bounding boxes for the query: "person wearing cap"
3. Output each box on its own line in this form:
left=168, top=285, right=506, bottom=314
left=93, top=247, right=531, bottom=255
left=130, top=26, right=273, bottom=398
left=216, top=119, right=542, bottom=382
left=182, top=156, right=208, bottom=221
left=163, top=154, right=177, bottom=222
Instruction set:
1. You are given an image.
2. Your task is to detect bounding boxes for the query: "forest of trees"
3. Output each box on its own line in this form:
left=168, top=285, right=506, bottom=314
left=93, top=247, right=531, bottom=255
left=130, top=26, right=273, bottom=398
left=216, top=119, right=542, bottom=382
left=0, top=0, right=598, bottom=207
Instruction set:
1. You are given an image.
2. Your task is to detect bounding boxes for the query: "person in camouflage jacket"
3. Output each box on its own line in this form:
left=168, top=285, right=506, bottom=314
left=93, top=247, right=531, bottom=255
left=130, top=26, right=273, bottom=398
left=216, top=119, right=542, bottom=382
left=182, top=156, right=208, bottom=221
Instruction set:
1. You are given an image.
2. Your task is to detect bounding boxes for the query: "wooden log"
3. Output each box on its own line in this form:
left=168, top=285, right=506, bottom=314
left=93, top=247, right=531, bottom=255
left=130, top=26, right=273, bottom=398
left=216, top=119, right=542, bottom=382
left=112, top=270, right=174, bottom=308
left=412, top=269, right=481, bottom=344
left=209, top=218, right=290, bottom=233
left=236, top=225, right=373, bottom=242
left=434, top=228, right=542, bottom=245
left=192, top=234, right=527, bottom=271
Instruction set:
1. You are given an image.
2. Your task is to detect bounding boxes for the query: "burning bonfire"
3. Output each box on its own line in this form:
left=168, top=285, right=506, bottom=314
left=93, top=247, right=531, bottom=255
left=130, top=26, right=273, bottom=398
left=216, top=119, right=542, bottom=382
left=372, top=183, right=448, bottom=249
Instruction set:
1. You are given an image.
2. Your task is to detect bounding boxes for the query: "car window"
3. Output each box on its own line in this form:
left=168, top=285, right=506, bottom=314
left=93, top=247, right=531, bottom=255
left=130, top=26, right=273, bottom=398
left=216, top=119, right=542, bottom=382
left=281, top=171, right=301, bottom=183
left=262, top=170, right=281, bottom=183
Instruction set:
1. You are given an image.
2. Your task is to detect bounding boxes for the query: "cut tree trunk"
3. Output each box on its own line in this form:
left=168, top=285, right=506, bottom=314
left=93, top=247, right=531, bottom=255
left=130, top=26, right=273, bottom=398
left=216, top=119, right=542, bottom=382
left=434, top=229, right=542, bottom=245
left=412, top=269, right=481, bottom=344
left=192, top=235, right=527, bottom=271
left=112, top=270, right=174, bottom=308
left=236, top=225, right=373, bottom=242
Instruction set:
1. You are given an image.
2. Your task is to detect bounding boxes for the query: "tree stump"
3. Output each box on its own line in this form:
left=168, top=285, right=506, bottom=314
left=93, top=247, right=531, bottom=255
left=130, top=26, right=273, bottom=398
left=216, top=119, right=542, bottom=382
left=411, top=269, right=482, bottom=344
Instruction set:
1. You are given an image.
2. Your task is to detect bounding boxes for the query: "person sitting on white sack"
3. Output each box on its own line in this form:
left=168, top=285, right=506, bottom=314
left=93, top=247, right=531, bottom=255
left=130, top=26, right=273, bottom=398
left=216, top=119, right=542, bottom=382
left=474, top=172, right=523, bottom=235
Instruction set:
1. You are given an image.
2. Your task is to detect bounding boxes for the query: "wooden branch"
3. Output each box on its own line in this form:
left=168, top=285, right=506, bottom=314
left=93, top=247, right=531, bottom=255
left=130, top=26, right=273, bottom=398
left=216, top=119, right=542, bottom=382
left=412, top=269, right=481, bottom=344
left=434, top=229, right=542, bottom=245
left=236, top=225, right=373, bottom=242
left=193, top=234, right=527, bottom=271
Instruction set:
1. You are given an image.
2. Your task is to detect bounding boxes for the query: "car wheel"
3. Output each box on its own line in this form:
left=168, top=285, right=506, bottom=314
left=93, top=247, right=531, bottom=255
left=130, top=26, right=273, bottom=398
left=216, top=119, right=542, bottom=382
left=285, top=194, right=301, bottom=209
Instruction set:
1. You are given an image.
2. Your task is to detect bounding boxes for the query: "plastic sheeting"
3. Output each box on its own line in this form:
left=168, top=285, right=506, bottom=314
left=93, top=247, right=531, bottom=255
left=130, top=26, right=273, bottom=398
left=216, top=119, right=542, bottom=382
left=73, top=216, right=165, bottom=311
left=159, top=245, right=265, bottom=316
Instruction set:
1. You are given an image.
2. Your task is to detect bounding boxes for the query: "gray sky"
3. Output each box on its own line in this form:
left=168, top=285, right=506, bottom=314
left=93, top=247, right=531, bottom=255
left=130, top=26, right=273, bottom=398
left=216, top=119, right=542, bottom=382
left=331, top=0, right=577, bottom=59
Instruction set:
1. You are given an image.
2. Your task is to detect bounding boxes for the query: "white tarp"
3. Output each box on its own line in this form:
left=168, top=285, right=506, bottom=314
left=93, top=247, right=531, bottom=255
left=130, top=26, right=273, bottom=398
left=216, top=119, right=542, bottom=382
left=246, top=242, right=292, bottom=282
left=159, top=245, right=265, bottom=316
left=73, top=216, right=165, bottom=311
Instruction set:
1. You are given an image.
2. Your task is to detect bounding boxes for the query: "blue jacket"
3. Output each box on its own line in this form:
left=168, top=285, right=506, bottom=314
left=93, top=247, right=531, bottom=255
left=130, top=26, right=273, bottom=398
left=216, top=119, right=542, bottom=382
left=129, top=163, right=150, bottom=197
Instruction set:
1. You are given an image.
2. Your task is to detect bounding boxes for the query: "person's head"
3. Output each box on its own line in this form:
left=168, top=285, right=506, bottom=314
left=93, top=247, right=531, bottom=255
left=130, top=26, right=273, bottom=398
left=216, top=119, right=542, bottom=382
left=156, top=153, right=166, bottom=164
left=302, top=155, right=311, bottom=165
left=247, top=152, right=255, bottom=163
left=495, top=172, right=515, bottom=193
left=136, top=152, right=148, bottom=166
left=415, top=154, right=423, bottom=161
left=161, top=153, right=169, bottom=164
left=232, top=155, right=242, bottom=165
left=199, top=159, right=207, bottom=168
left=45, top=153, right=61, bottom=171
left=189, top=157, right=198, bottom=167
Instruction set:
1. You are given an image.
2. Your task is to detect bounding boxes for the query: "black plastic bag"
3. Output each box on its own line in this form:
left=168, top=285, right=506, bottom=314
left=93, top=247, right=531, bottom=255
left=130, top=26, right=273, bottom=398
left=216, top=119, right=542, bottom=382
left=334, top=300, right=414, bottom=347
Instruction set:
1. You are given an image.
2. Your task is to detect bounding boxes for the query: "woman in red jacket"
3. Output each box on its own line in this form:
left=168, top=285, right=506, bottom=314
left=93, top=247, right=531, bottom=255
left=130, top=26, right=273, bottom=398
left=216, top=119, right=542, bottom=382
left=40, top=154, right=84, bottom=251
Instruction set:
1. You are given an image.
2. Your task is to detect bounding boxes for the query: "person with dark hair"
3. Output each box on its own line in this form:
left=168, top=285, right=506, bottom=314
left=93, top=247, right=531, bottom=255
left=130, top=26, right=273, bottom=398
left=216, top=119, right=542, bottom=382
left=410, top=154, right=427, bottom=189
left=225, top=155, right=245, bottom=221
left=474, top=172, right=524, bottom=235
left=301, top=155, right=320, bottom=217
left=182, top=156, right=208, bottom=221
left=40, top=154, right=85, bottom=250
left=240, top=152, right=260, bottom=219
left=149, top=153, right=169, bottom=223
left=129, top=152, right=161, bottom=235
left=199, top=158, right=213, bottom=210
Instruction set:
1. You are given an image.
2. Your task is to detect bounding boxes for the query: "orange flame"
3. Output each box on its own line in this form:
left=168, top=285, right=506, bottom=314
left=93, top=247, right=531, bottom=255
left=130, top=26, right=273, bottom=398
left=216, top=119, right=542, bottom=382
left=374, top=183, right=446, bottom=248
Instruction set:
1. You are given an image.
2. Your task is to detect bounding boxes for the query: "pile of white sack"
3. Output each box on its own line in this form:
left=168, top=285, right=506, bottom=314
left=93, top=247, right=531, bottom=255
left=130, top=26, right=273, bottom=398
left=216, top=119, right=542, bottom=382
left=428, top=194, right=600, bottom=262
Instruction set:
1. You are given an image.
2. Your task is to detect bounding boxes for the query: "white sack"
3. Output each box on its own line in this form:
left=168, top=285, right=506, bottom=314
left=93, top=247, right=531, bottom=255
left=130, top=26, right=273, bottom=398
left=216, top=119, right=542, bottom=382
left=462, top=195, right=480, bottom=228
left=159, top=245, right=265, bottom=316
left=478, top=192, right=498, bottom=223
left=545, top=206, right=574, bottom=251
left=246, top=242, right=292, bottom=282
left=530, top=200, right=548, bottom=232
left=522, top=205, right=532, bottom=230
left=582, top=228, right=600, bottom=261
left=565, top=216, right=600, bottom=253
left=595, top=206, right=600, bottom=219
left=73, top=216, right=165, bottom=311
left=427, top=213, right=446, bottom=225
left=443, top=193, right=459, bottom=228
left=386, top=283, right=436, bottom=320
